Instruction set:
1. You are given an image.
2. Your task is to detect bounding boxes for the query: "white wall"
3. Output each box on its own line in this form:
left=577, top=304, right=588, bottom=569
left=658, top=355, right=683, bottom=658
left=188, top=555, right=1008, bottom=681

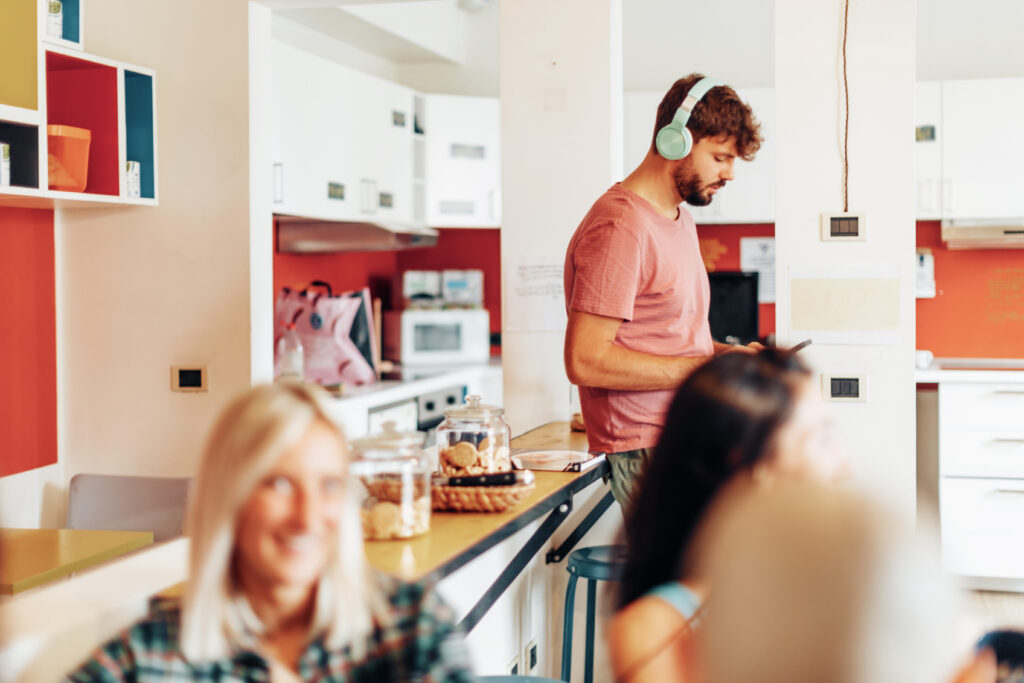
left=55, top=1, right=254, bottom=490
left=774, top=0, right=917, bottom=518
left=918, top=0, right=1024, bottom=80
left=499, top=0, right=623, bottom=433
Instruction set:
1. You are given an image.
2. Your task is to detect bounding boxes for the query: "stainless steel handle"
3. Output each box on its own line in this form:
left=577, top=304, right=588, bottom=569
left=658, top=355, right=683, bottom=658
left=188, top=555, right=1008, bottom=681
left=992, top=391, right=1024, bottom=396
left=992, top=489, right=1024, bottom=496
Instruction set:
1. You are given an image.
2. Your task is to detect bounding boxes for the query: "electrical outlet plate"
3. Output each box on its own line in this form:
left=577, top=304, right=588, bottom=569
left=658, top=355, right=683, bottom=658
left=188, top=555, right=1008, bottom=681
left=524, top=639, right=539, bottom=675
left=506, top=655, right=520, bottom=676
left=820, top=212, right=866, bottom=241
left=821, top=373, right=867, bottom=402
left=170, top=366, right=207, bottom=393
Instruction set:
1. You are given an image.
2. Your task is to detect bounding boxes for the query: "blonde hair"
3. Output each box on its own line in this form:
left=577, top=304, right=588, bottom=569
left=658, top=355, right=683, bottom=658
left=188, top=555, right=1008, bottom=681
left=180, top=382, right=387, bottom=661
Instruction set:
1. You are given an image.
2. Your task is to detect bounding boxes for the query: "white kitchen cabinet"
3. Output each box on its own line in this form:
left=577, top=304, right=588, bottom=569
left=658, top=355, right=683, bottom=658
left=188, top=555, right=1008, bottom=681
left=938, top=381, right=1024, bottom=584
left=350, top=71, right=415, bottom=224
left=622, top=87, right=775, bottom=224
left=941, top=77, right=1024, bottom=220
left=914, top=81, right=943, bottom=220
left=424, top=94, right=501, bottom=228
left=270, top=38, right=416, bottom=224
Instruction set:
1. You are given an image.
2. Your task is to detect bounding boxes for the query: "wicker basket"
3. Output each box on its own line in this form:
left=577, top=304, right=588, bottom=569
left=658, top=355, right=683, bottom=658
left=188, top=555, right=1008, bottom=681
left=431, top=482, right=535, bottom=513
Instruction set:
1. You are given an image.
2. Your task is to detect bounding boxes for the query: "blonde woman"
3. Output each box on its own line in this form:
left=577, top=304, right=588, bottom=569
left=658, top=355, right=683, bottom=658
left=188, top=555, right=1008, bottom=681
left=66, top=382, right=474, bottom=681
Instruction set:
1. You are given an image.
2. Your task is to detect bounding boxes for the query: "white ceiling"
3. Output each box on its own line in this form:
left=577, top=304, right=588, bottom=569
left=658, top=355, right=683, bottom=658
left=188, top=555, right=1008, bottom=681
left=273, top=0, right=1024, bottom=96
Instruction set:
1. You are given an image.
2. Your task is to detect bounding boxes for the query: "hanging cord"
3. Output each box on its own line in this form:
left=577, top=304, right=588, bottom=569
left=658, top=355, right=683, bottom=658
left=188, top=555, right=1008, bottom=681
left=841, top=0, right=850, bottom=212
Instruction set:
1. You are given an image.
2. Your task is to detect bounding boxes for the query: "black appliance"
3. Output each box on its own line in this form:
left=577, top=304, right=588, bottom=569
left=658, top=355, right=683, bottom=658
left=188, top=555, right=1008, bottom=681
left=707, top=271, right=760, bottom=345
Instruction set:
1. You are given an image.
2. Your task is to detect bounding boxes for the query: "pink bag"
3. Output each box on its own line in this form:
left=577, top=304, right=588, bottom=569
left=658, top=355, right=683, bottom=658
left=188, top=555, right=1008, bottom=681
left=274, top=281, right=378, bottom=386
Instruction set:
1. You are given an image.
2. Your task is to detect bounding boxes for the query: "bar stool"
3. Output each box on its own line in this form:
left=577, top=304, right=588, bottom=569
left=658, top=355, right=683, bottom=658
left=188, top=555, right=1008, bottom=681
left=560, top=544, right=629, bottom=682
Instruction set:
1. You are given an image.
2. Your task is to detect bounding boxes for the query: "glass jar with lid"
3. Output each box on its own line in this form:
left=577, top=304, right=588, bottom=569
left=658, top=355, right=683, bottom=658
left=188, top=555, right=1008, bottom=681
left=350, top=422, right=431, bottom=541
left=436, top=394, right=511, bottom=475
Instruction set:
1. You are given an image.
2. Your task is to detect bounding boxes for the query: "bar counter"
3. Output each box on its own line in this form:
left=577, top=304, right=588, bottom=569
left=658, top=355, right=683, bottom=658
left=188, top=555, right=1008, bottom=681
left=364, top=421, right=609, bottom=584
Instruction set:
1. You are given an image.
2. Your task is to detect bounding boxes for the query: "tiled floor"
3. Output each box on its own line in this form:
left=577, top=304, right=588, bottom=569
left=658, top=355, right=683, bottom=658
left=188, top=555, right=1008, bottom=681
left=961, top=590, right=1024, bottom=648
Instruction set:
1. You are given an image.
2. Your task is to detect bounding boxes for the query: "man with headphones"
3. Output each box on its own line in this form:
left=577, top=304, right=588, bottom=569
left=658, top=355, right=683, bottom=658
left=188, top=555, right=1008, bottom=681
left=563, top=74, right=763, bottom=513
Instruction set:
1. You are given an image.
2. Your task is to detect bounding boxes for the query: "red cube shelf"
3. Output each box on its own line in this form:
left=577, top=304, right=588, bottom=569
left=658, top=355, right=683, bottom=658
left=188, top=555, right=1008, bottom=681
left=45, top=51, right=119, bottom=196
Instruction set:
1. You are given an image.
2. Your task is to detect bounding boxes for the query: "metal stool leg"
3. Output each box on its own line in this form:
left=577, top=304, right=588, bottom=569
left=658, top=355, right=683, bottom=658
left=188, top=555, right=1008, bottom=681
left=561, top=570, right=579, bottom=681
left=584, top=578, right=597, bottom=683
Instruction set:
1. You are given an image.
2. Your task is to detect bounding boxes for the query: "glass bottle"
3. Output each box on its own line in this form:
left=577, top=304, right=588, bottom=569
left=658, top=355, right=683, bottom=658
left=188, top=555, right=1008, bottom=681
left=276, top=322, right=304, bottom=382
left=350, top=422, right=431, bottom=540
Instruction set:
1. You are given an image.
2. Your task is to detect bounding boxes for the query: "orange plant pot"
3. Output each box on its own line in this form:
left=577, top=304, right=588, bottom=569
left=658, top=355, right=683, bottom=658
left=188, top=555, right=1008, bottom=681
left=47, top=124, right=91, bottom=192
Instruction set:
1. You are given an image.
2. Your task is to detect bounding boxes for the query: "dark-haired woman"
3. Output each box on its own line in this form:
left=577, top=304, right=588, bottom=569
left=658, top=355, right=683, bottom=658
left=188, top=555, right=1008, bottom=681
left=607, top=348, right=846, bottom=683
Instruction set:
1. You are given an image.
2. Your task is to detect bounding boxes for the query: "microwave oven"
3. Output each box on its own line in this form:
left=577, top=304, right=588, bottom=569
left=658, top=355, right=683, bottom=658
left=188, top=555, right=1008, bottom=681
left=383, top=309, right=490, bottom=365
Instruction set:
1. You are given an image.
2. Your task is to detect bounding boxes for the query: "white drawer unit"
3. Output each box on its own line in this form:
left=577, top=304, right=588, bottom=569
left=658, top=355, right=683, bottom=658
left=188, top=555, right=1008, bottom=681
left=940, top=477, right=1024, bottom=580
left=937, top=378, right=1024, bottom=586
left=939, top=382, right=1024, bottom=431
left=940, top=430, right=1024, bottom=479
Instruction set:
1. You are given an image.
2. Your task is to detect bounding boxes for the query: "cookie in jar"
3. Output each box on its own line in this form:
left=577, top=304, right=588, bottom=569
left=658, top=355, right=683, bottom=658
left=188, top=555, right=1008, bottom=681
left=350, top=422, right=431, bottom=540
left=436, top=395, right=511, bottom=476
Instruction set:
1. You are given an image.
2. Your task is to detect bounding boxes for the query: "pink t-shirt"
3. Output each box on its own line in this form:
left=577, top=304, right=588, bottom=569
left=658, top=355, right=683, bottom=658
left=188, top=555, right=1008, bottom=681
left=564, top=184, right=713, bottom=453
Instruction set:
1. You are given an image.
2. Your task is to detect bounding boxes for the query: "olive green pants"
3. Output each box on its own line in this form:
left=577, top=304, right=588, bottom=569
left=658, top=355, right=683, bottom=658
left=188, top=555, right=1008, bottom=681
left=605, top=448, right=652, bottom=517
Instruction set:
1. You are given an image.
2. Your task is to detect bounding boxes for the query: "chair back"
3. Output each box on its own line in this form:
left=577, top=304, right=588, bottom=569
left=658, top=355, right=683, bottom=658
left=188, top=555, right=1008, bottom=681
left=67, top=474, right=192, bottom=542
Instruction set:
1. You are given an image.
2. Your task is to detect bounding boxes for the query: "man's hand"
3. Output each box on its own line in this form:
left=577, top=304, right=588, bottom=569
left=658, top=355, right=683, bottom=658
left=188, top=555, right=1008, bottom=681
left=713, top=340, right=764, bottom=356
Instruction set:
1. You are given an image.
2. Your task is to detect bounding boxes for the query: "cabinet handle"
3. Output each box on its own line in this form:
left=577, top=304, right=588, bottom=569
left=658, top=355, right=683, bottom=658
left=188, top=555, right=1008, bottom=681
left=361, top=179, right=378, bottom=214
left=991, top=438, right=1024, bottom=445
left=488, top=189, right=501, bottom=221
left=992, top=391, right=1024, bottom=396
left=272, top=163, right=284, bottom=203
left=991, top=489, right=1024, bottom=496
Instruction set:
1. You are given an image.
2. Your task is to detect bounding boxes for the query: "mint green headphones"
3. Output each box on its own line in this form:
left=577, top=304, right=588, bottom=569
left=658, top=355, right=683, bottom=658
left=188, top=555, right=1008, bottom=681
left=655, top=77, right=722, bottom=160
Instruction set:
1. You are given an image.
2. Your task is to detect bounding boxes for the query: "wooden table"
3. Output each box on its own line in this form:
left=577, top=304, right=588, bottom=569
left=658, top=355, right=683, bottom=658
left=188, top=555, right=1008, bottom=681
left=0, top=528, right=154, bottom=595
left=364, top=422, right=612, bottom=631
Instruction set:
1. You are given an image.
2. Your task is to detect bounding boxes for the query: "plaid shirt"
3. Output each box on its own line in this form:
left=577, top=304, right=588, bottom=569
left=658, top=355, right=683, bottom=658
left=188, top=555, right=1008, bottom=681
left=65, top=579, right=475, bottom=682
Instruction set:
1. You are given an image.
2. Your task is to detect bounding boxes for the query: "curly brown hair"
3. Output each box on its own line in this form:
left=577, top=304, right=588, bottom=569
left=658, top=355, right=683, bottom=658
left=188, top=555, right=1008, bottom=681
left=651, top=73, right=763, bottom=161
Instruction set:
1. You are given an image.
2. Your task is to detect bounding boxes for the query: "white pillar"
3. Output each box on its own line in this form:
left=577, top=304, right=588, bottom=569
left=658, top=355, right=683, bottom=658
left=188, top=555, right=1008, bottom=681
left=500, top=0, right=623, bottom=434
left=775, top=0, right=917, bottom=518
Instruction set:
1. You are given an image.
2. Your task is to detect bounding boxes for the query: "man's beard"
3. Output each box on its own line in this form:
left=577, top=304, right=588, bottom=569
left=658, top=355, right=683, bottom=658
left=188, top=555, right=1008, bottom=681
left=674, top=167, right=723, bottom=207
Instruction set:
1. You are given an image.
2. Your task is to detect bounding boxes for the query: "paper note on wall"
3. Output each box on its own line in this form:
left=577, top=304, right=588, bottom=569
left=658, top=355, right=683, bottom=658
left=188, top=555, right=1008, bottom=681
left=740, top=237, right=775, bottom=303
left=506, top=261, right=567, bottom=332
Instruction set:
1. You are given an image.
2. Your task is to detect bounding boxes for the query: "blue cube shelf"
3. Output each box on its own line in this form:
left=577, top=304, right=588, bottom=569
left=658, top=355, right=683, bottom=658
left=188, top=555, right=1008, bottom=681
left=62, top=0, right=81, bottom=45
left=123, top=70, right=154, bottom=200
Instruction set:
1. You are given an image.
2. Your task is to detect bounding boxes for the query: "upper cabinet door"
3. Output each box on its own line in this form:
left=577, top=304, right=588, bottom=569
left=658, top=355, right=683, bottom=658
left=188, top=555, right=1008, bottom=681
left=623, top=87, right=775, bottom=224
left=270, top=40, right=415, bottom=223
left=914, top=81, right=943, bottom=220
left=942, top=78, right=1024, bottom=220
left=424, top=94, right=501, bottom=228
left=359, top=75, right=414, bottom=224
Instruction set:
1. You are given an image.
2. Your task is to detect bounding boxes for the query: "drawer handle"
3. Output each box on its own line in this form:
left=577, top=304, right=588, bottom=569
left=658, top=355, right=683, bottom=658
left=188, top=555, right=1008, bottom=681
left=991, top=489, right=1024, bottom=497
left=992, top=391, right=1024, bottom=396
left=992, top=439, right=1024, bottom=445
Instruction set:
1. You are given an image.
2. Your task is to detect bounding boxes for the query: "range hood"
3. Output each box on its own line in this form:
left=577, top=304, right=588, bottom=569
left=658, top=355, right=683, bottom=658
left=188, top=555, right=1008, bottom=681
left=942, top=218, right=1024, bottom=250
left=276, top=215, right=438, bottom=253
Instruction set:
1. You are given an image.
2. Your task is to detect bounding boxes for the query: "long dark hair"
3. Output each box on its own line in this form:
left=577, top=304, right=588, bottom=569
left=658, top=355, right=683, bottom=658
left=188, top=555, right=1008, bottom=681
left=618, top=348, right=811, bottom=609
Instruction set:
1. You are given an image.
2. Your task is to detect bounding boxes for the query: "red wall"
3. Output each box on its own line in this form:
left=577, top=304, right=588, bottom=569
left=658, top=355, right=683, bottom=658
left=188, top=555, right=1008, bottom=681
left=273, top=225, right=502, bottom=335
left=0, top=209, right=57, bottom=476
left=916, top=221, right=1024, bottom=358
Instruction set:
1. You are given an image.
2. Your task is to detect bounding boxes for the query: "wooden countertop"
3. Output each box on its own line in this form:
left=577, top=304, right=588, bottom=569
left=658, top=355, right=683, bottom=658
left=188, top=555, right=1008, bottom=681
left=364, top=421, right=603, bottom=582
left=0, top=528, right=154, bottom=595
